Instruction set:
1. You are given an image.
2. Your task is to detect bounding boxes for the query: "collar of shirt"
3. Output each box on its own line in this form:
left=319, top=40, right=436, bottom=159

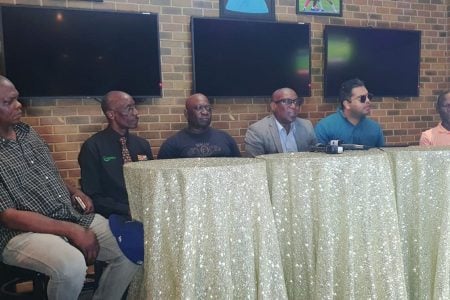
left=0, top=122, right=30, bottom=145
left=105, top=126, right=129, bottom=140
left=274, top=118, right=296, bottom=135
left=436, top=122, right=450, bottom=134
left=337, top=108, right=366, bottom=126
left=274, top=118, right=298, bottom=152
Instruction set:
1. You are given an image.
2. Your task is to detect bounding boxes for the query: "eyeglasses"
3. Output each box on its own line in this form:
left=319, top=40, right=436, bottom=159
left=350, top=93, right=374, bottom=103
left=439, top=104, right=450, bottom=110
left=272, top=98, right=304, bottom=106
left=193, top=105, right=212, bottom=112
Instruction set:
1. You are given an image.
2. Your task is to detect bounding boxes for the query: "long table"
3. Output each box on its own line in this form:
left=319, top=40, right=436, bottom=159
left=124, top=147, right=450, bottom=299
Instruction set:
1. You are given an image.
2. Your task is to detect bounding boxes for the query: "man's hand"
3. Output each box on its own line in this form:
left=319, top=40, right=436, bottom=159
left=67, top=227, right=99, bottom=265
left=70, top=190, right=94, bottom=214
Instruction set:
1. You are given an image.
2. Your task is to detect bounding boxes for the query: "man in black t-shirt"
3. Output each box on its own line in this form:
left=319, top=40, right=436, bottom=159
left=157, top=93, right=241, bottom=159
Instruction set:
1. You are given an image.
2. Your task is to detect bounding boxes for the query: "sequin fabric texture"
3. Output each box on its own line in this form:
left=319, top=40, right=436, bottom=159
left=124, top=148, right=450, bottom=300
left=258, top=150, right=407, bottom=299
left=384, top=146, right=450, bottom=299
left=124, top=158, right=287, bottom=299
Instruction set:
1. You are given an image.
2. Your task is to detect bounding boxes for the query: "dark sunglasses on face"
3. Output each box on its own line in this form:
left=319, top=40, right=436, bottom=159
left=272, top=98, right=304, bottom=106
left=350, top=93, right=374, bottom=103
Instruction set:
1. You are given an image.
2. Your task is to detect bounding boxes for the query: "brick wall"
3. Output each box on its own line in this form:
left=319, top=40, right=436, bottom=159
left=1, top=0, right=449, bottom=185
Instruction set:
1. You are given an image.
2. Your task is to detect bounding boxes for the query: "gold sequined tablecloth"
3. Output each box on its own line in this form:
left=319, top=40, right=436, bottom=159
left=123, top=157, right=287, bottom=300
left=257, top=150, right=407, bottom=300
left=384, top=146, right=450, bottom=299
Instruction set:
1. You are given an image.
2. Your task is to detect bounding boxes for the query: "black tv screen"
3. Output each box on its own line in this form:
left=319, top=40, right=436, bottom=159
left=0, top=6, right=162, bottom=98
left=191, top=17, right=311, bottom=97
left=323, top=25, right=421, bottom=99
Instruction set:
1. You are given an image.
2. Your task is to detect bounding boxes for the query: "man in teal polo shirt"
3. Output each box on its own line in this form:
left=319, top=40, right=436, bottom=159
left=315, top=78, right=384, bottom=147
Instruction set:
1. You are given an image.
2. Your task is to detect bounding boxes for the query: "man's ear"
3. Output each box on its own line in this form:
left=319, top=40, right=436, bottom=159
left=106, top=111, right=114, bottom=119
left=343, top=100, right=351, bottom=110
left=269, top=101, right=276, bottom=112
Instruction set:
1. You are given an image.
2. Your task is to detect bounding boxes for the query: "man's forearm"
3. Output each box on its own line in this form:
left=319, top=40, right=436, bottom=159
left=0, top=208, right=100, bottom=264
left=0, top=208, right=82, bottom=239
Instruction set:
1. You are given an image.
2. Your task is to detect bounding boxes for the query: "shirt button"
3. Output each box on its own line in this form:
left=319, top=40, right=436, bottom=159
left=45, top=176, right=48, bottom=180
left=30, top=160, right=34, bottom=164
left=58, top=195, right=62, bottom=198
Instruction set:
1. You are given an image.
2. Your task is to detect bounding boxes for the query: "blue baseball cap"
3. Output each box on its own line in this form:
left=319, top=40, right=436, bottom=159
left=108, top=214, right=144, bottom=265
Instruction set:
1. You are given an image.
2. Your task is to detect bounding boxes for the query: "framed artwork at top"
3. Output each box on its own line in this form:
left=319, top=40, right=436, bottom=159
left=220, top=0, right=275, bottom=21
left=297, top=0, right=342, bottom=17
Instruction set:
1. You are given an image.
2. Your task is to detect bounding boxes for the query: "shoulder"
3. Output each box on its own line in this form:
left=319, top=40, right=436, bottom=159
left=168, top=129, right=187, bottom=140
left=24, top=124, right=48, bottom=145
left=128, top=133, right=150, bottom=145
left=252, top=115, right=273, bottom=126
left=419, top=128, right=433, bottom=145
left=160, top=129, right=185, bottom=146
left=294, top=117, right=313, bottom=128
left=363, top=117, right=382, bottom=129
left=421, top=127, right=433, bottom=136
left=316, top=112, right=340, bottom=129
left=319, top=112, right=339, bottom=123
left=248, top=115, right=274, bottom=131
left=83, top=128, right=108, bottom=143
left=209, top=128, right=234, bottom=139
left=80, top=131, right=109, bottom=153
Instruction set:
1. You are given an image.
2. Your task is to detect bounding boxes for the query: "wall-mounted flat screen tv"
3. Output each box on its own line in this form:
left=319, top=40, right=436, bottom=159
left=0, top=6, right=162, bottom=99
left=324, top=25, right=421, bottom=100
left=191, top=17, right=311, bottom=97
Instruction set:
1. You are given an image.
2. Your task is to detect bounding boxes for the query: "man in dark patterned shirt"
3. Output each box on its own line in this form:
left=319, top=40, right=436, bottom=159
left=0, top=76, right=138, bottom=300
left=78, top=91, right=153, bottom=218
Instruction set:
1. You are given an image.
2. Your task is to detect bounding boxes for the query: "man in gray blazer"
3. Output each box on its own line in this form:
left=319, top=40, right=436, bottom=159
left=245, top=87, right=316, bottom=157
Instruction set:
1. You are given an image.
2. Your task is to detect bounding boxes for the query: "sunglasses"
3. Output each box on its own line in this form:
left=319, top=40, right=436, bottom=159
left=350, top=93, right=374, bottom=103
left=273, top=98, right=304, bottom=106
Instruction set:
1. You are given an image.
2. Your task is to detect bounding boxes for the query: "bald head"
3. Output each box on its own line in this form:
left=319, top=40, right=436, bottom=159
left=185, top=93, right=209, bottom=109
left=101, top=91, right=138, bottom=135
left=0, top=75, right=14, bottom=89
left=271, top=87, right=297, bottom=102
left=185, top=93, right=211, bottom=133
left=101, top=91, right=133, bottom=114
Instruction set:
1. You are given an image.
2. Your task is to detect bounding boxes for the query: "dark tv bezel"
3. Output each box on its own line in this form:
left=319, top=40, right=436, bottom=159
left=323, top=25, right=421, bottom=101
left=0, top=5, right=162, bottom=100
left=191, top=16, right=312, bottom=98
